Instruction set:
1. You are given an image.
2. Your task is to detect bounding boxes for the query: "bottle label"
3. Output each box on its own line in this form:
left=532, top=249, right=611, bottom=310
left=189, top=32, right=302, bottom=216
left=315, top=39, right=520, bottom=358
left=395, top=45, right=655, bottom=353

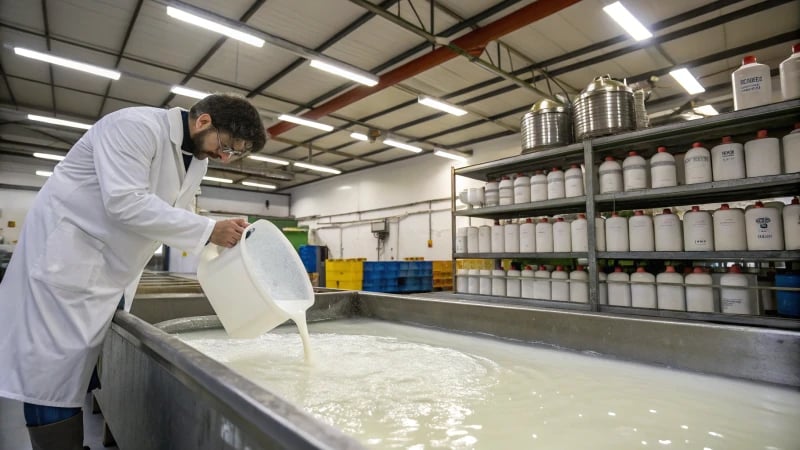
left=599, top=168, right=622, bottom=175
left=624, top=164, right=647, bottom=170
left=739, top=75, right=764, bottom=93
left=650, top=161, right=676, bottom=168
left=685, top=155, right=710, bottom=163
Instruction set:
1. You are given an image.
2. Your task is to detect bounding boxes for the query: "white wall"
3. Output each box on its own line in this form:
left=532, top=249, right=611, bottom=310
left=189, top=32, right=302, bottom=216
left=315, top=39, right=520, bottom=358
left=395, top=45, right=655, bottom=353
left=288, top=134, right=521, bottom=260
left=0, top=188, right=38, bottom=244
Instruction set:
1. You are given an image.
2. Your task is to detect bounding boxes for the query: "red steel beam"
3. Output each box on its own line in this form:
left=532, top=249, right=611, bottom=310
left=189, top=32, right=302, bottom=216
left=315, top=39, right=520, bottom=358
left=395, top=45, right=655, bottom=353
left=267, top=0, right=581, bottom=137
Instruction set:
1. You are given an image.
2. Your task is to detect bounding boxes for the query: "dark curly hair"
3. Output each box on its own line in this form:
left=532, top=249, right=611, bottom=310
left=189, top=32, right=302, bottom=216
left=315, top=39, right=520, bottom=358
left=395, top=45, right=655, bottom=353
left=189, top=93, right=267, bottom=152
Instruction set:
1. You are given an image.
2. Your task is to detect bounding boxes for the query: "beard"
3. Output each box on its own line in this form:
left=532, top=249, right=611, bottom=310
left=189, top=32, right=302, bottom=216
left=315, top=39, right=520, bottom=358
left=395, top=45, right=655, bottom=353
left=191, top=127, right=216, bottom=160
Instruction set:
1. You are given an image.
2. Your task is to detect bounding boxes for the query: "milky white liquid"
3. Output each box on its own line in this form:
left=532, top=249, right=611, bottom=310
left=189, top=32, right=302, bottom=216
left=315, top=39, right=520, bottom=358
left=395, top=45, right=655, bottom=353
left=178, top=319, right=800, bottom=449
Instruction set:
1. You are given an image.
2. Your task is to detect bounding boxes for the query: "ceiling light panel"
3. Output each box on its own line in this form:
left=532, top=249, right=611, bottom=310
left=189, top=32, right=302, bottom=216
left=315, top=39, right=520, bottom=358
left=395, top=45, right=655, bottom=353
left=278, top=114, right=334, bottom=132
left=171, top=86, right=210, bottom=99
left=33, top=152, right=66, bottom=161
left=309, top=59, right=378, bottom=87
left=28, top=114, right=93, bottom=130
left=241, top=181, right=276, bottom=189
left=418, top=96, right=468, bottom=116
left=670, top=68, right=706, bottom=95
left=14, top=47, right=121, bottom=80
left=293, top=161, right=342, bottom=174
left=166, top=6, right=265, bottom=47
left=602, top=2, right=653, bottom=41
left=383, top=139, right=422, bottom=153
left=202, top=176, right=233, bottom=183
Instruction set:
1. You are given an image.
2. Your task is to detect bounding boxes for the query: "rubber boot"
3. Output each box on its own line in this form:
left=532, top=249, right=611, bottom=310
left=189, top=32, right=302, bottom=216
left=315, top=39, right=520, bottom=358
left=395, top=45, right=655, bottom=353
left=26, top=411, right=85, bottom=450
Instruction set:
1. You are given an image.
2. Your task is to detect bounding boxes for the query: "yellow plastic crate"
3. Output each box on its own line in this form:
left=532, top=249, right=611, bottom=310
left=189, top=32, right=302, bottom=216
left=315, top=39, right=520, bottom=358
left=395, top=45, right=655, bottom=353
left=337, top=280, right=362, bottom=290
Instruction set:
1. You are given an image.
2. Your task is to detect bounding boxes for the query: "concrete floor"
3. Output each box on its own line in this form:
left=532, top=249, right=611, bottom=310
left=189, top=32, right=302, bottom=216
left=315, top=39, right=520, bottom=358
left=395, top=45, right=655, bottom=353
left=0, top=394, right=117, bottom=450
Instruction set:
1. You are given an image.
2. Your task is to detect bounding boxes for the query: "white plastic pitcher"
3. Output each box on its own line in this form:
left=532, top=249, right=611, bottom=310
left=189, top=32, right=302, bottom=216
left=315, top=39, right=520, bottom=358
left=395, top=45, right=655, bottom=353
left=198, top=219, right=314, bottom=338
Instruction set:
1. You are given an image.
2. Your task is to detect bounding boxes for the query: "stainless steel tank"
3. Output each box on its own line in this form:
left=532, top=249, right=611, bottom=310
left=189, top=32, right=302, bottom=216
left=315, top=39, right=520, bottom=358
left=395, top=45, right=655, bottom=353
left=520, top=98, right=573, bottom=153
left=573, top=75, right=636, bottom=140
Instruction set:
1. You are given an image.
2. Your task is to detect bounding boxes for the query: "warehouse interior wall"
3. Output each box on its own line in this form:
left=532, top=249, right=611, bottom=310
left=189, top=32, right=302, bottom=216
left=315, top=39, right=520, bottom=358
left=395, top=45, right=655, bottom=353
left=288, top=134, right=520, bottom=260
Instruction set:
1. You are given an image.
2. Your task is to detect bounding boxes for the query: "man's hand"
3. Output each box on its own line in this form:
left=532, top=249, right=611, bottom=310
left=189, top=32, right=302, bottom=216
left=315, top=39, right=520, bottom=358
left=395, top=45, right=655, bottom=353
left=209, top=218, right=248, bottom=248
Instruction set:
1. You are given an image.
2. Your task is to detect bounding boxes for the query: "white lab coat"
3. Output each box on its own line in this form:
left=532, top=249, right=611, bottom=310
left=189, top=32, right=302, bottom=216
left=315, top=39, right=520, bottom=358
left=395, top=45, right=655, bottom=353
left=0, top=107, right=215, bottom=407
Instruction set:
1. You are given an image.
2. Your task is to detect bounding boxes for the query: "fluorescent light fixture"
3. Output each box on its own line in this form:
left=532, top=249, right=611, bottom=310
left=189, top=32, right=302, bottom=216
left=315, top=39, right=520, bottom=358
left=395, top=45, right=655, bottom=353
left=28, top=114, right=92, bottom=130
left=294, top=161, right=342, bottom=174
left=241, top=181, right=276, bottom=189
left=602, top=2, right=652, bottom=41
left=14, top=47, right=121, bottom=80
left=350, top=132, right=369, bottom=141
left=433, top=149, right=468, bottom=162
left=384, top=139, right=422, bottom=153
left=669, top=68, right=705, bottom=95
left=202, top=176, right=233, bottom=183
left=166, top=6, right=264, bottom=47
left=418, top=96, right=467, bottom=116
left=278, top=114, right=334, bottom=132
left=693, top=105, right=719, bottom=116
left=33, top=152, right=66, bottom=161
left=170, top=85, right=210, bottom=99
left=247, top=155, right=290, bottom=165
left=35, top=170, right=53, bottom=177
left=309, top=59, right=378, bottom=87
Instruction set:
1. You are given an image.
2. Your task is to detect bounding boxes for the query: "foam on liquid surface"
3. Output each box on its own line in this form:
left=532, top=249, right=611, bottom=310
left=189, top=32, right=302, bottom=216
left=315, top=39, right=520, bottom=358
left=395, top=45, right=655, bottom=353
left=177, top=319, right=800, bottom=449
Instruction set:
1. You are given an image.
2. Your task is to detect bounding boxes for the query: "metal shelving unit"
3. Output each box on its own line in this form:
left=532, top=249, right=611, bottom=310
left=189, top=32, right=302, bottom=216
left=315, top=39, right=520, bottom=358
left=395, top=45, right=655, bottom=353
left=450, top=100, right=800, bottom=330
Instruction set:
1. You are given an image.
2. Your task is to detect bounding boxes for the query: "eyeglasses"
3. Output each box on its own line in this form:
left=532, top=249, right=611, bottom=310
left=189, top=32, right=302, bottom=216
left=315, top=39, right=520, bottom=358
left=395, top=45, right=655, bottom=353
left=215, top=127, right=252, bottom=157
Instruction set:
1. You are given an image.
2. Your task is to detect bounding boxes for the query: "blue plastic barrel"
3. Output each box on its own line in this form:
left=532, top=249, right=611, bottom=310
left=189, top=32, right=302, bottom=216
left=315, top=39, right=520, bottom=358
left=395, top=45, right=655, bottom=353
left=775, top=273, right=800, bottom=317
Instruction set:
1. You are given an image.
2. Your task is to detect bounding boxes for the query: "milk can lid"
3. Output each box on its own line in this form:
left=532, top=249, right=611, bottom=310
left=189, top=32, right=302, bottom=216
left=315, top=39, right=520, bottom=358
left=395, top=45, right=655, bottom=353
left=530, top=97, right=569, bottom=114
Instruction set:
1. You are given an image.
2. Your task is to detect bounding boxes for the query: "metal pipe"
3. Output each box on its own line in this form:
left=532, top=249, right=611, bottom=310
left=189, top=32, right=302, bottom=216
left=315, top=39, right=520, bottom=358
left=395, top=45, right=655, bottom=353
left=267, top=0, right=581, bottom=137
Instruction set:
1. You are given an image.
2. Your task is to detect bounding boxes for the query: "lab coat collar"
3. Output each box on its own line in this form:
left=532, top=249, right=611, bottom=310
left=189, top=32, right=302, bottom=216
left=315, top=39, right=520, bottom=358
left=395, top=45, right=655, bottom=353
left=167, top=107, right=185, bottom=148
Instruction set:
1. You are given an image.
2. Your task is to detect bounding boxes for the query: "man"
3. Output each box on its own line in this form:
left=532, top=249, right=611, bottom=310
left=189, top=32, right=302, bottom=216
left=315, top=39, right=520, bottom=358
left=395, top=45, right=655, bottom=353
left=0, top=93, right=267, bottom=449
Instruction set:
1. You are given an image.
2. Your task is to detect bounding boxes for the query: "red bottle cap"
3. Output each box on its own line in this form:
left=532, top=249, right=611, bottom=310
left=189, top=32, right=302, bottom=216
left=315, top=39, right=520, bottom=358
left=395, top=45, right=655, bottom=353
left=555, top=265, right=564, bottom=271
left=517, top=173, right=526, bottom=177
left=551, top=167, right=561, bottom=172
left=525, top=265, right=533, bottom=270
left=691, top=205, right=700, bottom=211
left=720, top=203, right=730, bottom=209
left=557, top=217, right=565, bottom=222
left=742, top=55, right=756, bottom=65
left=570, top=163, right=579, bottom=168
left=605, top=156, right=616, bottom=161
left=628, top=151, right=638, bottom=157
left=666, top=266, right=676, bottom=273
left=792, top=197, right=799, bottom=205
left=756, top=129, right=768, bottom=139
left=729, top=264, right=742, bottom=273
left=526, top=218, right=533, bottom=223
left=576, top=265, right=584, bottom=271
left=693, top=267, right=705, bottom=274
left=662, top=208, right=672, bottom=214
left=614, top=266, right=623, bottom=272
left=540, top=217, right=549, bottom=223
left=754, top=201, right=764, bottom=208
left=578, top=213, right=586, bottom=219
left=636, top=267, right=647, bottom=273
left=634, top=210, right=643, bottom=215
left=692, top=142, right=703, bottom=148
left=539, top=265, right=547, bottom=271
left=793, top=43, right=799, bottom=54
left=501, top=175, right=509, bottom=180
left=657, top=146, right=667, bottom=152
left=721, top=136, right=733, bottom=144
left=611, top=212, right=619, bottom=217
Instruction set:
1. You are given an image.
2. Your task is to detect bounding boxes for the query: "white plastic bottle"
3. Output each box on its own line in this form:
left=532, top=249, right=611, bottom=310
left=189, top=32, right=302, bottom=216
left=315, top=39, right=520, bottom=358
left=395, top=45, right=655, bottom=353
left=606, top=212, right=629, bottom=252
left=684, top=142, right=712, bottom=184
left=628, top=210, right=654, bottom=252
left=550, top=266, right=569, bottom=301
left=547, top=167, right=565, bottom=200
left=530, top=170, right=548, bottom=202
left=466, top=226, right=479, bottom=254
left=713, top=204, right=747, bottom=251
left=783, top=197, right=800, bottom=250
left=650, top=146, right=677, bottom=188
left=683, top=205, right=714, bottom=251
left=745, top=130, right=781, bottom=178
left=491, top=220, right=504, bottom=253
left=607, top=267, right=631, bottom=307
left=456, top=227, right=468, bottom=254
left=456, top=268, right=468, bottom=293
left=598, top=156, right=623, bottom=194
left=656, top=266, right=685, bottom=311
left=595, top=215, right=606, bottom=251
left=745, top=201, right=784, bottom=251
left=513, top=173, right=531, bottom=204
left=519, top=218, right=536, bottom=253
left=480, top=269, right=492, bottom=295
left=468, top=269, right=480, bottom=294
left=484, top=179, right=499, bottom=207
left=498, top=176, right=514, bottom=205
left=598, top=270, right=608, bottom=305
left=553, top=217, right=572, bottom=253
left=533, top=266, right=551, bottom=300
left=569, top=266, right=588, bottom=303
left=631, top=267, right=656, bottom=309
left=779, top=43, right=800, bottom=101
left=720, top=265, right=754, bottom=314
left=783, top=123, right=800, bottom=174
left=535, top=217, right=553, bottom=253
left=478, top=225, right=491, bottom=253
left=565, top=164, right=585, bottom=197
left=506, top=269, right=521, bottom=298
left=504, top=221, right=520, bottom=253
left=711, top=136, right=746, bottom=181
left=685, top=267, right=714, bottom=312
left=521, top=266, right=535, bottom=299
left=623, top=151, right=647, bottom=191
left=570, top=213, right=589, bottom=252
left=732, top=55, right=773, bottom=110
left=654, top=208, right=683, bottom=251
left=491, top=269, right=506, bottom=296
